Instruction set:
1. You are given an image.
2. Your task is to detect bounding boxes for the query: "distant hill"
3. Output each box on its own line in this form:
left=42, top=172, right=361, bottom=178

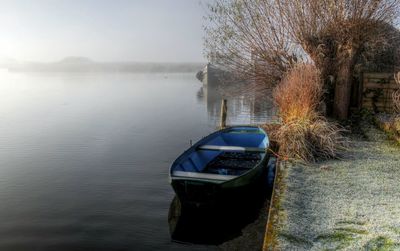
left=58, top=57, right=93, bottom=64
left=0, top=57, right=205, bottom=73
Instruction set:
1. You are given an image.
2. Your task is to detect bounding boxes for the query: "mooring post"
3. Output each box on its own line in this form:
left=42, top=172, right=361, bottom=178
left=220, top=99, right=227, bottom=129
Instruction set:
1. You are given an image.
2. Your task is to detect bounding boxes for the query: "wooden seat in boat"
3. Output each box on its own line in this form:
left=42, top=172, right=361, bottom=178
left=172, top=170, right=237, bottom=181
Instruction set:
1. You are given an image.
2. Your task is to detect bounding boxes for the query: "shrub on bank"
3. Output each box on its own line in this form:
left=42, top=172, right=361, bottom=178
left=272, top=64, right=348, bottom=162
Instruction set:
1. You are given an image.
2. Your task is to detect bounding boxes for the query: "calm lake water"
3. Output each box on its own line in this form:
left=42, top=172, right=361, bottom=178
left=0, top=71, right=275, bottom=251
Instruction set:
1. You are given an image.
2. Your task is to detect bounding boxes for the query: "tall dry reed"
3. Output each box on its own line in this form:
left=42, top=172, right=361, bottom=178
left=273, top=64, right=322, bottom=124
left=272, top=64, right=348, bottom=162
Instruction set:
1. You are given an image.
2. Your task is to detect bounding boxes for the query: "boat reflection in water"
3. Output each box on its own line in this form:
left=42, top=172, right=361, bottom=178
left=168, top=158, right=276, bottom=245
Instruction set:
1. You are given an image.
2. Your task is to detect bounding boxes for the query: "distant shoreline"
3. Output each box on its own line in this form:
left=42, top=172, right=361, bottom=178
left=0, top=57, right=205, bottom=73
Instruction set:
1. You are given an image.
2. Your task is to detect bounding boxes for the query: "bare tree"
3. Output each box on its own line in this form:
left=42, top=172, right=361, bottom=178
left=204, top=0, right=302, bottom=86
left=205, top=0, right=400, bottom=119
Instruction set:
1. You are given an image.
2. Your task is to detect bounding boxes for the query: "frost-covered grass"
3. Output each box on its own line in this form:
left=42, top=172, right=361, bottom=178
left=273, top=123, right=400, bottom=250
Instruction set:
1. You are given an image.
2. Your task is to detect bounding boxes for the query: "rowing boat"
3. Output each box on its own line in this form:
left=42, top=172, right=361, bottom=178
left=169, top=126, right=269, bottom=206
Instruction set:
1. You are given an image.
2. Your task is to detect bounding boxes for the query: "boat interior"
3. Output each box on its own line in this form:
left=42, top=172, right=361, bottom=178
left=172, top=127, right=268, bottom=181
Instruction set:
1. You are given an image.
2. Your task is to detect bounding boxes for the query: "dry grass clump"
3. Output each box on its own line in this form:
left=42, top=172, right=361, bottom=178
left=274, top=116, right=348, bottom=162
left=272, top=64, right=348, bottom=162
left=375, top=114, right=400, bottom=144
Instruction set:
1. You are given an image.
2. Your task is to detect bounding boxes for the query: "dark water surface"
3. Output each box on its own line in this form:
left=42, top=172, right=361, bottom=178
left=0, top=71, right=274, bottom=251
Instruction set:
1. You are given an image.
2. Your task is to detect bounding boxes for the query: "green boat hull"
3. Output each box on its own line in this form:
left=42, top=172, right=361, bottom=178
left=171, top=154, right=269, bottom=207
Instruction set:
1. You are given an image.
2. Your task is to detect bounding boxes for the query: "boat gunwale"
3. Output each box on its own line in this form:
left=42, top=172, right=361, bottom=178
left=170, top=158, right=267, bottom=185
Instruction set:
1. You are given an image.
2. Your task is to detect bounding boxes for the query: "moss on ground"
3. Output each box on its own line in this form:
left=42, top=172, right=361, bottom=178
left=333, top=227, right=368, bottom=235
left=336, top=220, right=366, bottom=226
left=279, top=231, right=313, bottom=247
left=316, top=231, right=359, bottom=250
left=363, top=236, right=400, bottom=251
left=314, top=224, right=371, bottom=251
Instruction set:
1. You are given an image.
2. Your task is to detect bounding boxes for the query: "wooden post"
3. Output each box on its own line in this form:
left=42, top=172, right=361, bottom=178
left=220, top=99, right=227, bottom=129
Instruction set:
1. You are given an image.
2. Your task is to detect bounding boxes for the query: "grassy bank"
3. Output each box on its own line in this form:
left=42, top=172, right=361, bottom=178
left=265, top=123, right=400, bottom=250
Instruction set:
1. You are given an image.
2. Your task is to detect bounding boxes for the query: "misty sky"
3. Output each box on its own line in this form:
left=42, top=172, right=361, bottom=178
left=0, top=0, right=211, bottom=62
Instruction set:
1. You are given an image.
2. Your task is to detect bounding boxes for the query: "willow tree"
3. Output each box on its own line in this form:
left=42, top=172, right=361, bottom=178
left=205, top=0, right=400, bottom=119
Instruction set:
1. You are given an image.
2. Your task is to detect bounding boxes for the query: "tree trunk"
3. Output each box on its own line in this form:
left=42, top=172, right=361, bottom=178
left=333, top=58, right=353, bottom=119
left=305, top=39, right=362, bottom=119
left=304, top=39, right=337, bottom=117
